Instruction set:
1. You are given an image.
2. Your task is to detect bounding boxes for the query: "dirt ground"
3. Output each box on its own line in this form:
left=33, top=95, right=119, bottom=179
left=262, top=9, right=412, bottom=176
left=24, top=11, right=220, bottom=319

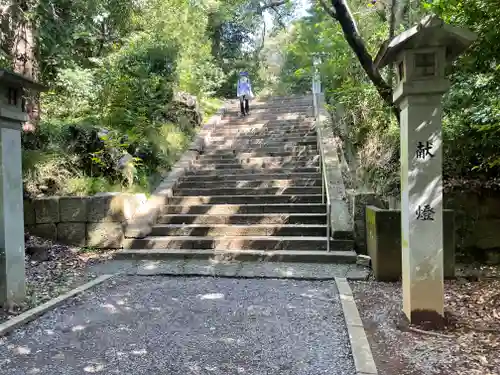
left=0, top=235, right=110, bottom=324
left=352, top=266, right=500, bottom=375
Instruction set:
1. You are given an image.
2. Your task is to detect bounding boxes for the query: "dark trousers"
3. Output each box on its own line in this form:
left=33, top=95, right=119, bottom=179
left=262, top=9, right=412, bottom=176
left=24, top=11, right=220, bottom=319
left=240, top=95, right=249, bottom=115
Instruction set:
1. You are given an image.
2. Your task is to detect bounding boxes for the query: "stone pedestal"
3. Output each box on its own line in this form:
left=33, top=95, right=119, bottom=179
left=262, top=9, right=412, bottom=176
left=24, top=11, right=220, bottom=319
left=366, top=206, right=455, bottom=281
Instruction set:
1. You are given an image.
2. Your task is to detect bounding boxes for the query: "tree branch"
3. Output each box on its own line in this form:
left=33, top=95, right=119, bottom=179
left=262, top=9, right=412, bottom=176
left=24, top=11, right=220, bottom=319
left=259, top=0, right=287, bottom=12
left=329, top=0, right=399, bottom=122
left=270, top=6, right=286, bottom=28
left=318, top=0, right=337, bottom=20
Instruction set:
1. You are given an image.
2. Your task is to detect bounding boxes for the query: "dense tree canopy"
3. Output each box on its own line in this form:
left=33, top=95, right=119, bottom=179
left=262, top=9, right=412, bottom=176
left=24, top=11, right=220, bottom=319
left=0, top=0, right=498, bottom=197
left=0, top=0, right=293, bottom=196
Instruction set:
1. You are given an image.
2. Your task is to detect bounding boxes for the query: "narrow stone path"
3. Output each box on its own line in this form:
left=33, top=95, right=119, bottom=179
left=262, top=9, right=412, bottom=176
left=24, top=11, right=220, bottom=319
left=0, top=276, right=355, bottom=375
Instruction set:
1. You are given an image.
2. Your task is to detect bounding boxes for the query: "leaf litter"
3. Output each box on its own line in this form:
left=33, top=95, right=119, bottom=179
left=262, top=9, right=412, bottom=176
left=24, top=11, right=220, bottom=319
left=0, top=235, right=112, bottom=324
left=352, top=268, right=500, bottom=375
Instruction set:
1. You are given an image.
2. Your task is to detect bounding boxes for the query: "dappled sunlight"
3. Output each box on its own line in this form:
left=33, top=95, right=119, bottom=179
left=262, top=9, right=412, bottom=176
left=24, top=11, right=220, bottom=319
left=101, top=303, right=119, bottom=314
left=83, top=363, right=105, bottom=373
left=71, top=325, right=86, bottom=332
left=198, top=293, right=225, bottom=300
left=12, top=345, right=31, bottom=355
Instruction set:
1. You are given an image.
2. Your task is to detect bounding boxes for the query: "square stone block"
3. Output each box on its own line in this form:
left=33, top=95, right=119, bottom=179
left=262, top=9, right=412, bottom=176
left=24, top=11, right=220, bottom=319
left=87, top=193, right=146, bottom=223
left=87, top=222, right=124, bottom=248
left=59, top=197, right=89, bottom=222
left=33, top=197, right=60, bottom=223
left=27, top=223, right=57, bottom=240
left=57, top=222, right=86, bottom=246
left=366, top=206, right=455, bottom=281
left=23, top=200, right=35, bottom=225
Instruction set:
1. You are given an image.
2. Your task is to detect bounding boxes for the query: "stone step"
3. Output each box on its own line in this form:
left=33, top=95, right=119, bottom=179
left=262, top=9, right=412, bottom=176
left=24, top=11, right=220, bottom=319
left=185, top=167, right=320, bottom=177
left=173, top=187, right=322, bottom=196
left=215, top=122, right=314, bottom=130
left=208, top=129, right=317, bottom=138
left=157, top=213, right=327, bottom=225
left=181, top=171, right=321, bottom=182
left=195, top=154, right=320, bottom=163
left=206, top=135, right=317, bottom=144
left=201, top=145, right=318, bottom=154
left=200, top=149, right=318, bottom=159
left=164, top=194, right=323, bottom=205
left=205, top=140, right=317, bottom=150
left=176, top=178, right=321, bottom=189
left=114, top=249, right=357, bottom=264
left=197, top=151, right=318, bottom=161
left=161, top=203, right=326, bottom=215
left=123, top=236, right=352, bottom=251
left=150, top=224, right=326, bottom=237
left=192, top=160, right=319, bottom=170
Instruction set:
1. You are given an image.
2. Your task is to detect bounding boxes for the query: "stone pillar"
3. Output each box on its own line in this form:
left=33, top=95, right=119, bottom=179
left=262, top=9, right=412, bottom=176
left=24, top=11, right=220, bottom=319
left=399, top=94, right=445, bottom=321
left=0, top=70, right=45, bottom=306
left=0, top=127, right=25, bottom=305
left=373, top=15, right=476, bottom=326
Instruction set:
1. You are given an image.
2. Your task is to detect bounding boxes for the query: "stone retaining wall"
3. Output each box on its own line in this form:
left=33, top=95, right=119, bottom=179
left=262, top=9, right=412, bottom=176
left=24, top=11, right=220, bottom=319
left=23, top=104, right=228, bottom=249
left=24, top=193, right=146, bottom=248
left=348, top=189, right=500, bottom=262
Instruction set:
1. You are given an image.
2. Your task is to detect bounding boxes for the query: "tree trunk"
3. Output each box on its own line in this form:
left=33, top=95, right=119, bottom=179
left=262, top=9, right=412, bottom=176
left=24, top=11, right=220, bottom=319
left=2, top=1, right=40, bottom=132
left=322, top=0, right=400, bottom=122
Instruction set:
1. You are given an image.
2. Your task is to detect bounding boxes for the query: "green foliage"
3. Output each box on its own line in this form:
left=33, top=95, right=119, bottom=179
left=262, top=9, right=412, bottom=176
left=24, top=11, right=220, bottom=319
left=19, top=0, right=267, bottom=197
left=427, top=0, right=500, bottom=176
left=271, top=0, right=500, bottom=193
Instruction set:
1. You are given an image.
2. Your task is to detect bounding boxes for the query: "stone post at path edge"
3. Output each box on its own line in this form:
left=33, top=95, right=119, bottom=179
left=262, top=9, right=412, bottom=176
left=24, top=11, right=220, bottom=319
left=374, top=15, right=476, bottom=326
left=0, top=70, right=45, bottom=307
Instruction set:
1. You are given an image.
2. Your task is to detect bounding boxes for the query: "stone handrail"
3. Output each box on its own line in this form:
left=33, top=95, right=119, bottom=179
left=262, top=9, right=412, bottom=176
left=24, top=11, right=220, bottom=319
left=312, top=77, right=353, bottom=240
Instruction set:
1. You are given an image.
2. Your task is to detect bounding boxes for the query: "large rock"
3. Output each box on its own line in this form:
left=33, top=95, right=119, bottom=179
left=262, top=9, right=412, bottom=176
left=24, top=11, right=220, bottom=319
left=164, top=91, right=203, bottom=128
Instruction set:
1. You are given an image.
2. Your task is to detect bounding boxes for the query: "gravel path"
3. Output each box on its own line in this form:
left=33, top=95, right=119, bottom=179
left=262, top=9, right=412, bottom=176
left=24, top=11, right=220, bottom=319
left=0, top=276, right=355, bottom=375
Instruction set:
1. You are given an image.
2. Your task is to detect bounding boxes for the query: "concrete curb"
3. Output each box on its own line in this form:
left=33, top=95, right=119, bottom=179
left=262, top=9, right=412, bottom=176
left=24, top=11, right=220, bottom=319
left=0, top=274, right=114, bottom=337
left=124, top=103, right=227, bottom=239
left=335, top=277, right=378, bottom=375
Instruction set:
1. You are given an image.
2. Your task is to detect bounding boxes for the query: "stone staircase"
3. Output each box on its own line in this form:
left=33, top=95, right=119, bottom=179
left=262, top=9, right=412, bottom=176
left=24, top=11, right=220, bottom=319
left=124, top=96, right=356, bottom=262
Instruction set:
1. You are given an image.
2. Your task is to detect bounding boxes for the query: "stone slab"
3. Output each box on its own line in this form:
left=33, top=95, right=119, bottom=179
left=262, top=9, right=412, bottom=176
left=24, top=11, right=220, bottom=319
left=59, top=197, right=88, bottom=222
left=33, top=197, right=59, bottom=224
left=23, top=200, right=35, bottom=225
left=86, top=222, right=123, bottom=248
left=366, top=206, right=455, bottom=280
left=57, top=222, right=86, bottom=246
left=27, top=223, right=57, bottom=241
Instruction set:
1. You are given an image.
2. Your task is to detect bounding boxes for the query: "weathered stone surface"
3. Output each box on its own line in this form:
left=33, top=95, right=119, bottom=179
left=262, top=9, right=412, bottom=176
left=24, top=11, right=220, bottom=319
left=366, top=206, right=455, bottom=281
left=33, top=197, right=60, bottom=224
left=57, top=222, right=86, bottom=246
left=474, top=219, right=500, bottom=250
left=59, top=197, right=89, bottom=222
left=87, top=193, right=146, bottom=223
left=28, top=223, right=57, bottom=240
left=315, top=94, right=353, bottom=238
left=87, top=222, right=123, bottom=248
left=23, top=200, right=35, bottom=225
